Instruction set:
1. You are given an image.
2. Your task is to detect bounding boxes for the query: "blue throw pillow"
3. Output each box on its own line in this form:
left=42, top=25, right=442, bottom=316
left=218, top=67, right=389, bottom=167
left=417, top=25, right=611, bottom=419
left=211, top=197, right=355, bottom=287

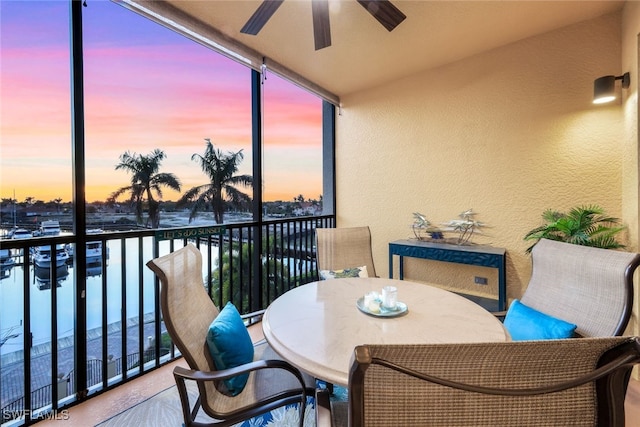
left=503, top=299, right=577, bottom=341
left=206, top=302, right=254, bottom=395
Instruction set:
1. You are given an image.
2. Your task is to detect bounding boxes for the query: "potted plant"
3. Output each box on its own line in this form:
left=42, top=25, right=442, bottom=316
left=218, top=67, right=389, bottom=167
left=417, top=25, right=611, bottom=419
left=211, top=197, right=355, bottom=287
left=523, top=205, right=626, bottom=253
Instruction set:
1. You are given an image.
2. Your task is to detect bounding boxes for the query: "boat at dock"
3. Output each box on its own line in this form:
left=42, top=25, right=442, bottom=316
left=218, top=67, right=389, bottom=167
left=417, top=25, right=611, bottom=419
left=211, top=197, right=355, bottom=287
left=33, top=244, right=70, bottom=269
left=0, top=249, right=15, bottom=269
left=36, top=220, right=61, bottom=237
left=85, top=241, right=108, bottom=263
left=10, top=228, right=32, bottom=240
left=68, top=241, right=107, bottom=263
left=65, top=229, right=108, bottom=263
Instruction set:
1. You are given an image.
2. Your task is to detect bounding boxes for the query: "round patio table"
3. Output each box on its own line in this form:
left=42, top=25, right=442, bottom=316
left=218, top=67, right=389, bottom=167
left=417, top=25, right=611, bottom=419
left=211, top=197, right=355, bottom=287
left=262, top=277, right=510, bottom=387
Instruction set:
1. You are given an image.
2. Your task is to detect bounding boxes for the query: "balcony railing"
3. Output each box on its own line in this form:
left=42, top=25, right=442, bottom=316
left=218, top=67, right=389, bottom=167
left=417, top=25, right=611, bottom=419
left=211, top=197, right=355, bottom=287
left=2, top=348, right=167, bottom=422
left=0, top=214, right=334, bottom=426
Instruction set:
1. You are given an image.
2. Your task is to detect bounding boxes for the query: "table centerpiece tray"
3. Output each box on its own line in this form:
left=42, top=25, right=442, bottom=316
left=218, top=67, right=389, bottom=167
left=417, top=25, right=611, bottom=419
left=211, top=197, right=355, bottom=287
left=356, top=297, right=408, bottom=318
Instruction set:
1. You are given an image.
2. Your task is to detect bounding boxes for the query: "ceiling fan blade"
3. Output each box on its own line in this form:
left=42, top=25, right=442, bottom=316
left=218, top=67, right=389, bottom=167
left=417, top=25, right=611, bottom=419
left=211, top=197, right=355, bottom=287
left=356, top=0, right=406, bottom=32
left=312, top=0, right=331, bottom=50
left=240, top=0, right=285, bottom=35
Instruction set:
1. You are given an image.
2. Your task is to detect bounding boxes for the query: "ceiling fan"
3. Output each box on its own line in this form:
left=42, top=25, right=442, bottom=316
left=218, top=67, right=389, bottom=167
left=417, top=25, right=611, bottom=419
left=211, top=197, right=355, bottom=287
left=240, top=0, right=406, bottom=51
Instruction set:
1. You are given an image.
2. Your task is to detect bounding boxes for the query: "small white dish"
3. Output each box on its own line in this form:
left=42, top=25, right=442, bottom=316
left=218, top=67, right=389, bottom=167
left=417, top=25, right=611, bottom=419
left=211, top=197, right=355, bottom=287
left=356, top=297, right=408, bottom=318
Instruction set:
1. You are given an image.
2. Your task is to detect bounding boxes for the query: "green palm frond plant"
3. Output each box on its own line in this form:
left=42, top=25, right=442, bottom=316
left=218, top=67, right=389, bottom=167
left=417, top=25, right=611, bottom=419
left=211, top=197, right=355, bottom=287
left=523, top=205, right=626, bottom=253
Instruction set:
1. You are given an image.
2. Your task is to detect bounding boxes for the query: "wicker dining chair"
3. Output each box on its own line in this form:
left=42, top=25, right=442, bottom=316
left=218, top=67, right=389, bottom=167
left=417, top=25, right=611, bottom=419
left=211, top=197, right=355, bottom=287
left=147, top=244, right=315, bottom=427
left=317, top=337, right=640, bottom=427
left=510, top=238, right=640, bottom=337
left=315, top=226, right=377, bottom=278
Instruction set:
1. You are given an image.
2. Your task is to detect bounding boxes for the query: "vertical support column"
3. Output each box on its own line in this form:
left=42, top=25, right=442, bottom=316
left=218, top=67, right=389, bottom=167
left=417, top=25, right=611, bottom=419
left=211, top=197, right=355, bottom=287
left=251, top=69, right=263, bottom=312
left=70, top=0, right=88, bottom=400
left=322, top=101, right=336, bottom=216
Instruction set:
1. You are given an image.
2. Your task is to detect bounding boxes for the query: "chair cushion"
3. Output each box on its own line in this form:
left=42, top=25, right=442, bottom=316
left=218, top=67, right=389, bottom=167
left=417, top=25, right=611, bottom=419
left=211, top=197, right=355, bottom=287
left=319, top=265, right=368, bottom=280
left=206, top=302, right=254, bottom=395
left=504, top=299, right=577, bottom=341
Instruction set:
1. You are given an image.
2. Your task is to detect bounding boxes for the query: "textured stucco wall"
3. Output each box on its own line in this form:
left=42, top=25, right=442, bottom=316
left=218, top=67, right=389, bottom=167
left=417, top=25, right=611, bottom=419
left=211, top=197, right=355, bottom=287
left=336, top=12, right=627, bottom=303
left=622, top=1, right=640, bottom=340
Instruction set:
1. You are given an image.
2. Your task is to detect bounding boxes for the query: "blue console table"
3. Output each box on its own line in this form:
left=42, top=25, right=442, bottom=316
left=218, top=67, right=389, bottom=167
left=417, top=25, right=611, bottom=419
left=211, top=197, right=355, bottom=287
left=388, top=239, right=506, bottom=311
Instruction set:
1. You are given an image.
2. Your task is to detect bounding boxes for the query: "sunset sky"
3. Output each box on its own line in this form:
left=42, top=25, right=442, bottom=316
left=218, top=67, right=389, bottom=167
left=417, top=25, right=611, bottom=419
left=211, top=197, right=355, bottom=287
left=0, top=0, right=323, bottom=204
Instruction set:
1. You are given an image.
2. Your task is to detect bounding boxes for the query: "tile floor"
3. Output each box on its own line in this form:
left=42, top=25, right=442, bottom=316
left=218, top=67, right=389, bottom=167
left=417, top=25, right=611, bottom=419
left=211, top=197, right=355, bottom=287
left=35, top=324, right=640, bottom=426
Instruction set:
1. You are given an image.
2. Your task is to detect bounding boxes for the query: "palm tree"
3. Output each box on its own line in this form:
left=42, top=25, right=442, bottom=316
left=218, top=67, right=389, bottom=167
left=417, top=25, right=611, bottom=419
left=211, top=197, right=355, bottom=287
left=209, top=236, right=290, bottom=313
left=178, top=139, right=253, bottom=224
left=109, top=149, right=181, bottom=228
left=52, top=198, right=63, bottom=213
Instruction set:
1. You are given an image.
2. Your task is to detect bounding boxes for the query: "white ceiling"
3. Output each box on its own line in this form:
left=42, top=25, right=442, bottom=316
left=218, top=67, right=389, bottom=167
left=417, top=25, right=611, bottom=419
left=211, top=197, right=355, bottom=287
left=164, top=0, right=624, bottom=98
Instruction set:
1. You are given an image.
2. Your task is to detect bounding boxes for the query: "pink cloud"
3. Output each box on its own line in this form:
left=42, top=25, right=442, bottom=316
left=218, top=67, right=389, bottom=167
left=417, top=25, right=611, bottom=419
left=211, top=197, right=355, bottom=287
left=1, top=1, right=324, bottom=203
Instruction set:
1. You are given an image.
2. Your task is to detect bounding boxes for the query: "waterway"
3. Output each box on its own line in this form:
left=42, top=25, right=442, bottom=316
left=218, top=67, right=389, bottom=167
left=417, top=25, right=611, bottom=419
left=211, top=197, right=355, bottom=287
left=0, top=239, right=217, bottom=357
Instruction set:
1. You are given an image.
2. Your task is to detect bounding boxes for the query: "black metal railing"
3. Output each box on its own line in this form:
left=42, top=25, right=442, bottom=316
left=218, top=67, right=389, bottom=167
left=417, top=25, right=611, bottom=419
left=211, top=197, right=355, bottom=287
left=0, top=214, right=334, bottom=425
left=1, top=346, right=172, bottom=422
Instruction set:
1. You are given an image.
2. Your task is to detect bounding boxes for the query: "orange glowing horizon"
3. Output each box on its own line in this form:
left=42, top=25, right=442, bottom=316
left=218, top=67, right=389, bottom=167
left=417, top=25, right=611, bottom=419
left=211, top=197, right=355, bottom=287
left=1, top=1, right=323, bottom=207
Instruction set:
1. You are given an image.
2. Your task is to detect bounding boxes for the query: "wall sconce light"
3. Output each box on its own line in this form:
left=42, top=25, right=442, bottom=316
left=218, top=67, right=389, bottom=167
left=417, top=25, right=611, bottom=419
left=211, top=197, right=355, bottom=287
left=593, top=72, right=630, bottom=104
